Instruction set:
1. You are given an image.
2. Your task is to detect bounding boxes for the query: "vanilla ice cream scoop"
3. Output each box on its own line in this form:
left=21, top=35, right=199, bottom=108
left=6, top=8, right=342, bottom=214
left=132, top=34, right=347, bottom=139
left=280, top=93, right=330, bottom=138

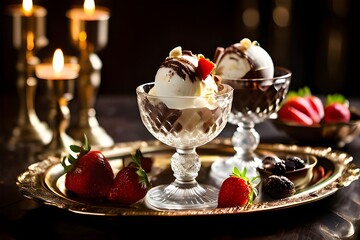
left=149, top=46, right=221, bottom=109
left=214, top=38, right=274, bottom=79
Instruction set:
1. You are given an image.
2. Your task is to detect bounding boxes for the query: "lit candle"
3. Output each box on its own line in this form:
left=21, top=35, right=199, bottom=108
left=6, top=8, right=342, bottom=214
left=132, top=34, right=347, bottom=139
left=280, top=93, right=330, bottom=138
left=35, top=49, right=80, bottom=80
left=66, top=0, right=110, bottom=21
left=6, top=0, right=47, bottom=49
left=66, top=0, right=110, bottom=51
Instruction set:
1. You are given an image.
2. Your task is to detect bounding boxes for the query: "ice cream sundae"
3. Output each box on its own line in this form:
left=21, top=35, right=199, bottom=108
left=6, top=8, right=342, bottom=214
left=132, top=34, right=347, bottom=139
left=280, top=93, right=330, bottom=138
left=136, top=47, right=233, bottom=210
left=210, top=38, right=291, bottom=185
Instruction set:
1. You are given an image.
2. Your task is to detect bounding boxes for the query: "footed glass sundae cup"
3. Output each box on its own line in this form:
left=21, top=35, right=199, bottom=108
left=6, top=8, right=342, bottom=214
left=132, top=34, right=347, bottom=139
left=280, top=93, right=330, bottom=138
left=136, top=82, right=233, bottom=210
left=210, top=67, right=292, bottom=186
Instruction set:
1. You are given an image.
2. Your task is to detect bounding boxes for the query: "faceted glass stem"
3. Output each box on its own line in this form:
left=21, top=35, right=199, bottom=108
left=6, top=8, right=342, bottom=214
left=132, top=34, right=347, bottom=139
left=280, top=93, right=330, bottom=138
left=145, top=148, right=219, bottom=210
left=210, top=122, right=262, bottom=186
left=232, top=122, right=259, bottom=158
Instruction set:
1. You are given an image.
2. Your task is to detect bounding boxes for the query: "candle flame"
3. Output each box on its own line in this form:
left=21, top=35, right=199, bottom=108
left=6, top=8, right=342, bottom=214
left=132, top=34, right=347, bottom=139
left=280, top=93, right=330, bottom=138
left=84, top=0, right=95, bottom=16
left=22, top=0, right=33, bottom=16
left=52, top=49, right=64, bottom=75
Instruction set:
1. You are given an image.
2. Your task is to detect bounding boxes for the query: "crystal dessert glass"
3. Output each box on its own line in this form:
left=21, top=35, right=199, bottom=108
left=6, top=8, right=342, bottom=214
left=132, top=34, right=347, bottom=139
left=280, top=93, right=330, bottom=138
left=210, top=67, right=292, bottom=185
left=136, top=82, right=233, bottom=210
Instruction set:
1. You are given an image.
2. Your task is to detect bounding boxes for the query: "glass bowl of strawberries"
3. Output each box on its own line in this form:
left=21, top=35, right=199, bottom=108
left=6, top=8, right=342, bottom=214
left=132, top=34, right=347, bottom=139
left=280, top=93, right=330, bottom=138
left=270, top=87, right=360, bottom=148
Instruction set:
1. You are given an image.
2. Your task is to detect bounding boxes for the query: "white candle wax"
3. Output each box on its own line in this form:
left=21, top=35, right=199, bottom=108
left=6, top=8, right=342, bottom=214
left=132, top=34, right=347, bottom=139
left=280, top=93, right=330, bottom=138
left=66, top=7, right=110, bottom=21
left=7, top=4, right=47, bottom=18
left=35, top=63, right=80, bottom=80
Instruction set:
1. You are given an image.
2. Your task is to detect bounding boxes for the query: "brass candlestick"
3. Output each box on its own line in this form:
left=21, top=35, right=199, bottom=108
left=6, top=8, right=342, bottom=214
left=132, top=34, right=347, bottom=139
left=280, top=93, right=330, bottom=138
left=6, top=3, right=52, bottom=147
left=66, top=5, right=114, bottom=148
left=45, top=79, right=76, bottom=154
left=35, top=50, right=80, bottom=155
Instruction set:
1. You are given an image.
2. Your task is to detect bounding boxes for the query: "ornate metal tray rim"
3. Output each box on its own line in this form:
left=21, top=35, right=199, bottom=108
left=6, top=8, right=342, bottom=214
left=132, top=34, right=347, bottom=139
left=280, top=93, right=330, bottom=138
left=16, top=138, right=360, bottom=217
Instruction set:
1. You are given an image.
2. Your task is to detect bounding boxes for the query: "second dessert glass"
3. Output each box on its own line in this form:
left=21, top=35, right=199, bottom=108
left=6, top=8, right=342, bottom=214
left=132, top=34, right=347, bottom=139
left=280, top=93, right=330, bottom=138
left=210, top=67, right=292, bottom=185
left=136, top=82, right=233, bottom=210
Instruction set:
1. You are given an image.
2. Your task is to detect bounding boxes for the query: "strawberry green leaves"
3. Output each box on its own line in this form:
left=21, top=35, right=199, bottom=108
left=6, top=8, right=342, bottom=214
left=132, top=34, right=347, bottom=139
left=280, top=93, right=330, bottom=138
left=61, top=134, right=91, bottom=173
left=107, top=149, right=152, bottom=204
left=131, top=149, right=152, bottom=190
left=326, top=93, right=348, bottom=106
left=133, top=148, right=153, bottom=173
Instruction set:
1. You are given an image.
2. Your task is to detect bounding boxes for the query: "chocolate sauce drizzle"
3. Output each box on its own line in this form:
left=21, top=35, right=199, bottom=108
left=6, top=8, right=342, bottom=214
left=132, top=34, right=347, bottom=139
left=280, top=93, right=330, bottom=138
left=160, top=50, right=197, bottom=83
left=218, top=44, right=265, bottom=79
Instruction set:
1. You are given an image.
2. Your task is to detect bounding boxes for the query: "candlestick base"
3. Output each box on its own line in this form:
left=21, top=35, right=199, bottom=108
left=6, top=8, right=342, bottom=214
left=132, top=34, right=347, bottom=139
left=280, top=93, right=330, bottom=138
left=45, top=131, right=76, bottom=157
left=68, top=126, right=114, bottom=149
left=7, top=75, right=52, bottom=149
left=8, top=119, right=52, bottom=148
left=68, top=110, right=114, bottom=149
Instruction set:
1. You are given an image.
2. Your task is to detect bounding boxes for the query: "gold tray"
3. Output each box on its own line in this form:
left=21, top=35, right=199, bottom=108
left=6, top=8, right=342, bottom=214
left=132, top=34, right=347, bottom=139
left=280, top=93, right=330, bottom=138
left=16, top=138, right=360, bottom=216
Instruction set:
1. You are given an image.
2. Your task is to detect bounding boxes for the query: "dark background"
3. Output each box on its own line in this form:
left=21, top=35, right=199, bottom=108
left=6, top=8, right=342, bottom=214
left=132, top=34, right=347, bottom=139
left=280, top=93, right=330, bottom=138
left=0, top=0, right=358, bottom=98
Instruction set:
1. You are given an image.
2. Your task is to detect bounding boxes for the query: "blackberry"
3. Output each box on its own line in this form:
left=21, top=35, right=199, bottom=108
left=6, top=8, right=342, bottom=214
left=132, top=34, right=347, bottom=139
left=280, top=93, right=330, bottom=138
left=284, top=156, right=305, bottom=171
left=283, top=158, right=296, bottom=171
left=271, top=161, right=286, bottom=175
left=263, top=175, right=296, bottom=199
left=261, top=156, right=277, bottom=170
left=262, top=155, right=276, bottom=164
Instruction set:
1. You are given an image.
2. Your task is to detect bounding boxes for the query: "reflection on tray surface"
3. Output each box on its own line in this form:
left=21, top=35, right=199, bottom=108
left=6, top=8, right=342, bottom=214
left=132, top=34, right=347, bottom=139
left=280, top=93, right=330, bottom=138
left=17, top=139, right=359, bottom=216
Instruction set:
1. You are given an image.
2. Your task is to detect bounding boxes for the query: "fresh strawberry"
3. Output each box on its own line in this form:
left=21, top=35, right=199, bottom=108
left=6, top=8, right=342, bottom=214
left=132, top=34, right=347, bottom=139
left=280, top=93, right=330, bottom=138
left=284, top=97, right=321, bottom=124
left=296, top=86, right=325, bottom=119
left=323, top=94, right=350, bottom=123
left=218, top=167, right=258, bottom=208
left=278, top=87, right=351, bottom=125
left=306, top=95, right=324, bottom=120
left=197, top=55, right=216, bottom=80
left=324, top=103, right=350, bottom=123
left=277, top=104, right=314, bottom=125
left=277, top=86, right=324, bottom=125
left=61, top=134, right=114, bottom=200
left=135, top=148, right=153, bottom=173
left=107, top=150, right=152, bottom=204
